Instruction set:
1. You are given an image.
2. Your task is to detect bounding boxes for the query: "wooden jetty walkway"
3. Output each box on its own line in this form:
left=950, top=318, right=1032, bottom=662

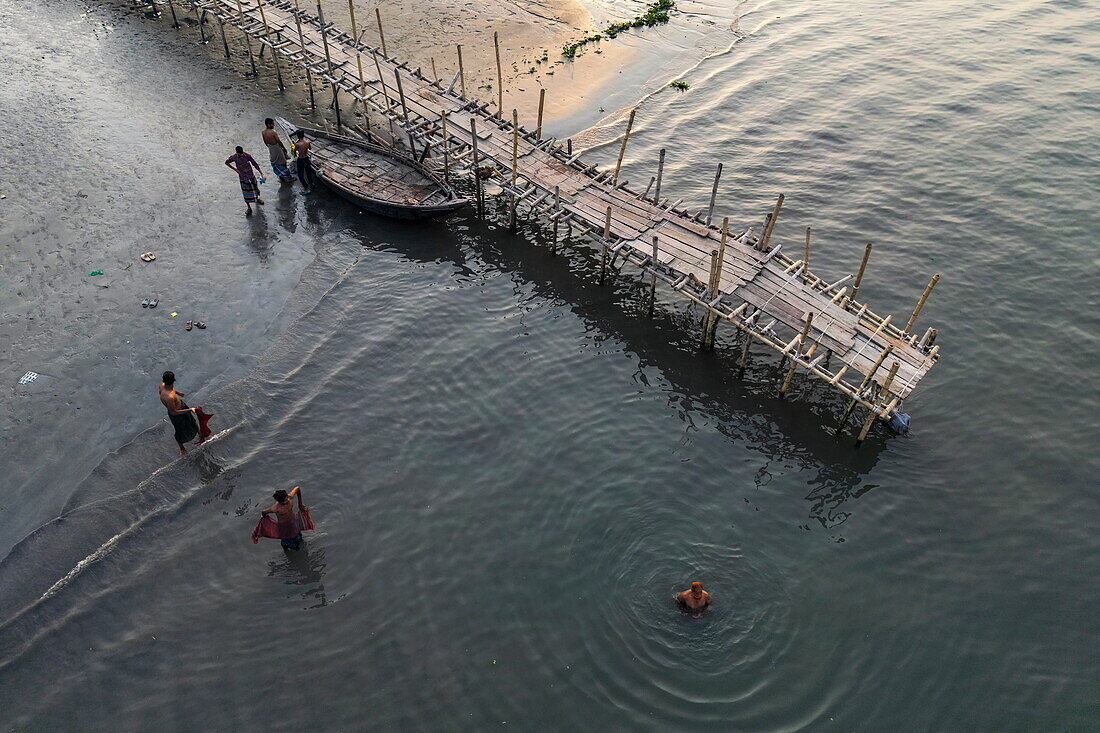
left=149, top=0, right=941, bottom=441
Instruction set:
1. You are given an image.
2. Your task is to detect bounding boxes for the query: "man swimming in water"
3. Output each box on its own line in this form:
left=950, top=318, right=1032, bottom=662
left=260, top=486, right=307, bottom=550
left=677, top=581, right=712, bottom=612
left=159, top=370, right=199, bottom=457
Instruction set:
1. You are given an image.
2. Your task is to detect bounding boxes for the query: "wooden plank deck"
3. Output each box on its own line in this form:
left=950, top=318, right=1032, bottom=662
left=183, top=0, right=940, bottom=420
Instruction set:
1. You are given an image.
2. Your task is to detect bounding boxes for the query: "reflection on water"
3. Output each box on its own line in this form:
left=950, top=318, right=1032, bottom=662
left=266, top=543, right=341, bottom=610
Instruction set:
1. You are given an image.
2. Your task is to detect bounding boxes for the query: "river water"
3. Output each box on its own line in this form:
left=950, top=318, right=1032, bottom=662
left=1, top=0, right=1097, bottom=729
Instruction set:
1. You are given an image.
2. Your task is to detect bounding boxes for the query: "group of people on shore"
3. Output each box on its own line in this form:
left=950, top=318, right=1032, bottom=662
left=223, top=118, right=317, bottom=215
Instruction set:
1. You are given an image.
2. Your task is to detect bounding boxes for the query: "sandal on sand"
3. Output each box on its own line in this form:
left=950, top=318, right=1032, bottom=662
left=142, top=298, right=149, bottom=308
left=140, top=252, right=156, bottom=262
left=149, top=298, right=158, bottom=308
left=186, top=320, right=194, bottom=331
left=195, top=321, right=207, bottom=329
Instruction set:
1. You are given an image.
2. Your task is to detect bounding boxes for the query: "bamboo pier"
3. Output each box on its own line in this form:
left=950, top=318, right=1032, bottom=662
left=144, top=0, right=941, bottom=441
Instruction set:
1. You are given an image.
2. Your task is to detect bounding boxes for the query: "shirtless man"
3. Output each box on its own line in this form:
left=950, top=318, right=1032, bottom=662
left=261, top=486, right=306, bottom=550
left=676, top=581, right=712, bottom=612
left=261, top=118, right=294, bottom=184
left=159, top=370, right=199, bottom=457
left=293, top=129, right=315, bottom=194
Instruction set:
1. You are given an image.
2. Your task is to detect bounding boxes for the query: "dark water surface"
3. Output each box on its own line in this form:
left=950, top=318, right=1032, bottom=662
left=2, top=0, right=1098, bottom=730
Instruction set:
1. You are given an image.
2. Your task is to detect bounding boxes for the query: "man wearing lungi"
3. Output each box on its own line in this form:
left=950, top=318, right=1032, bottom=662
left=261, top=118, right=294, bottom=184
left=225, top=145, right=265, bottom=215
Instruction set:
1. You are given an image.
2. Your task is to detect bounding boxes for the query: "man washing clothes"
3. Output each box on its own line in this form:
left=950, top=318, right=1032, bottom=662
left=252, top=486, right=315, bottom=551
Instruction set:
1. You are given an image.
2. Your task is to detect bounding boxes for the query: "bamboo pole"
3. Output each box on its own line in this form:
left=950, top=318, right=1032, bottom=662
left=509, top=108, right=519, bottom=232
left=536, top=87, right=546, bottom=139
left=217, top=12, right=231, bottom=58
left=649, top=235, right=659, bottom=314
left=904, top=273, right=941, bottom=334
left=469, top=117, right=484, bottom=217
left=856, top=362, right=900, bottom=444
left=612, top=108, right=635, bottom=184
left=494, top=31, right=503, bottom=114
left=803, top=226, right=811, bottom=280
left=599, top=206, right=612, bottom=283
left=701, top=218, right=729, bottom=350
left=779, top=312, right=814, bottom=396
left=347, top=0, right=369, bottom=107
left=316, top=1, right=341, bottom=128
left=456, top=44, right=466, bottom=98
left=653, top=148, right=665, bottom=205
left=195, top=5, right=207, bottom=44
left=291, top=0, right=316, bottom=109
left=394, top=68, right=415, bottom=152
left=167, top=0, right=179, bottom=28
left=375, top=7, right=387, bottom=56
left=440, top=112, right=449, bottom=186
left=256, top=0, right=284, bottom=91
left=705, top=163, right=723, bottom=226
left=759, top=193, right=784, bottom=250
left=232, top=0, right=256, bottom=74
left=550, top=186, right=561, bottom=255
left=849, top=243, right=873, bottom=305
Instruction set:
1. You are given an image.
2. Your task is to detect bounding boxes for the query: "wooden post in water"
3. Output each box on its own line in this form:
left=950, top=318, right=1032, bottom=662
left=551, top=186, right=561, bottom=255
left=701, top=218, right=729, bottom=350
left=216, top=12, right=231, bottom=59
left=779, top=311, right=814, bottom=397
left=759, top=193, right=784, bottom=250
left=648, top=235, right=660, bottom=315
left=848, top=243, right=873, bottom=306
left=469, top=117, right=484, bottom=217
left=494, top=32, right=504, bottom=115
left=904, top=273, right=940, bottom=334
left=654, top=148, right=665, bottom=205
left=316, top=1, right=341, bottom=129
left=375, top=7, right=388, bottom=56
left=803, top=226, right=812, bottom=280
left=612, top=108, right=635, bottom=184
left=456, top=45, right=466, bottom=98
left=536, top=88, right=546, bottom=139
left=856, top=362, right=900, bottom=445
left=256, top=0, right=285, bottom=91
left=509, top=109, right=519, bottom=232
left=347, top=0, right=369, bottom=108
left=705, top=163, right=722, bottom=226
left=440, top=112, right=450, bottom=186
left=599, top=206, right=612, bottom=283
left=234, top=1, right=257, bottom=74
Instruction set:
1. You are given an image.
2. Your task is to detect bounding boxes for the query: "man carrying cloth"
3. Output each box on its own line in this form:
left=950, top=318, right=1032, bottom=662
left=252, top=485, right=315, bottom=551
left=225, top=145, right=265, bottom=215
left=158, top=370, right=213, bottom=457
left=261, top=118, right=295, bottom=184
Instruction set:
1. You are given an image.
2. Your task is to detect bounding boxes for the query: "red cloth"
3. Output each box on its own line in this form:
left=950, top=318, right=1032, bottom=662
left=251, top=507, right=315, bottom=544
left=194, top=407, right=214, bottom=444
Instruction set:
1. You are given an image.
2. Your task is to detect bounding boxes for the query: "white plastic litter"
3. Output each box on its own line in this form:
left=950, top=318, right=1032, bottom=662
left=19, top=371, right=39, bottom=385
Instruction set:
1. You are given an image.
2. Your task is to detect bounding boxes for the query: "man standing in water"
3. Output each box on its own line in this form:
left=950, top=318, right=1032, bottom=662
left=261, top=118, right=294, bottom=184
left=293, top=129, right=315, bottom=195
left=677, top=581, right=712, bottom=612
left=258, top=486, right=309, bottom=551
left=159, top=370, right=199, bottom=457
left=224, top=145, right=265, bottom=215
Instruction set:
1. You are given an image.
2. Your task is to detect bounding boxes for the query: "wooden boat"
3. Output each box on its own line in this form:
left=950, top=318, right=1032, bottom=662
left=275, top=118, right=468, bottom=220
